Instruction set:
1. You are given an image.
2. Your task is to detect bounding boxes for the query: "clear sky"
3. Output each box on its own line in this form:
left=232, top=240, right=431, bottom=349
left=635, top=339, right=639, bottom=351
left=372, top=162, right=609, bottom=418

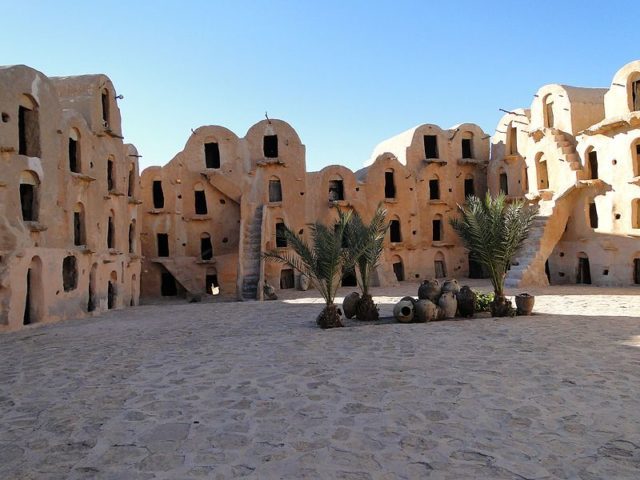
left=3, top=1, right=639, bottom=172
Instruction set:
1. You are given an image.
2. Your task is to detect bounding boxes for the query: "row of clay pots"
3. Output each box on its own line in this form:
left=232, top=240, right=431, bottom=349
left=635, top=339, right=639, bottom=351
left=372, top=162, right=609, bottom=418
left=417, top=279, right=461, bottom=302
left=393, top=292, right=457, bottom=323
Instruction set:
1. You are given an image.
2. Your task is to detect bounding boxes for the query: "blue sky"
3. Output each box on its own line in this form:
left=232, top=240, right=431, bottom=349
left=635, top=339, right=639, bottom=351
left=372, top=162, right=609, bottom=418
left=3, top=1, right=639, bottom=172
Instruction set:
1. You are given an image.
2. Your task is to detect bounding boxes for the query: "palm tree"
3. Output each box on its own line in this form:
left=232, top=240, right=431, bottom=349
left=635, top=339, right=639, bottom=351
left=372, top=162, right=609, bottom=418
left=449, top=192, right=538, bottom=317
left=263, top=209, right=352, bottom=328
left=344, top=204, right=388, bottom=320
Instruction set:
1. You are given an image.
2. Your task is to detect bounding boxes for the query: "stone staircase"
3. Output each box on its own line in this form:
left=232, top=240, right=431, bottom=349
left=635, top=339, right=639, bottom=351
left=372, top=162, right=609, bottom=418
left=241, top=206, right=263, bottom=300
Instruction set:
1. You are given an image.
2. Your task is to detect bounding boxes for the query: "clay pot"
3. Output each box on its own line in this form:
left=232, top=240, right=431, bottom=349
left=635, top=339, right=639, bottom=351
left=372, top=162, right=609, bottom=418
left=441, top=279, right=460, bottom=295
left=456, top=286, right=476, bottom=318
left=414, top=299, right=438, bottom=323
left=342, top=292, right=361, bottom=319
left=438, top=291, right=457, bottom=319
left=393, top=299, right=415, bottom=323
left=400, top=295, right=417, bottom=305
left=298, top=273, right=310, bottom=291
left=263, top=283, right=277, bottom=300
left=515, top=293, right=535, bottom=315
left=418, top=279, right=441, bottom=302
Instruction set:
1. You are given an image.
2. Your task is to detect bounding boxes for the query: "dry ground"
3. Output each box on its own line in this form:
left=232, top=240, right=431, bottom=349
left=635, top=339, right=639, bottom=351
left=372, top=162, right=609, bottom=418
left=1, top=280, right=639, bottom=479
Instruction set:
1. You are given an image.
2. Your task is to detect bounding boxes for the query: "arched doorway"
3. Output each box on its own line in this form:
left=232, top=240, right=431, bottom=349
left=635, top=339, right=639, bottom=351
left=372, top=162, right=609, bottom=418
left=23, top=256, right=43, bottom=325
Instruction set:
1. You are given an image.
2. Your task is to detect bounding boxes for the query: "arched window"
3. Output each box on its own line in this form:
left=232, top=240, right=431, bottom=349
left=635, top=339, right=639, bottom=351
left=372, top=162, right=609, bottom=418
left=18, top=94, right=40, bottom=157
left=535, top=153, right=549, bottom=190
left=432, top=214, right=444, bottom=242
left=464, top=174, right=475, bottom=198
left=499, top=168, right=509, bottom=195
left=434, top=251, right=447, bottom=278
left=461, top=132, right=473, bottom=159
left=389, top=217, right=402, bottom=243
left=269, top=177, right=282, bottom=202
left=392, top=255, right=404, bottom=281
left=328, top=176, right=344, bottom=201
left=586, top=147, right=598, bottom=179
left=69, top=128, right=81, bottom=173
left=74, top=203, right=86, bottom=246
left=19, top=170, right=40, bottom=222
left=543, top=94, right=554, bottom=128
left=200, top=232, right=213, bottom=260
left=194, top=183, right=208, bottom=214
left=429, top=175, right=440, bottom=200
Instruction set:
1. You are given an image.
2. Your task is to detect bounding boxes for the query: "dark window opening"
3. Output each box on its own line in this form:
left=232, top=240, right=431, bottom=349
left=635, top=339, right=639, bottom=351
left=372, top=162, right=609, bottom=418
left=464, top=178, right=475, bottom=198
left=204, top=142, right=221, bottom=168
left=206, top=274, right=219, bottom=294
left=107, top=216, right=115, bottom=249
left=101, top=90, right=110, bottom=127
left=195, top=190, right=208, bottom=214
left=588, top=150, right=598, bottom=179
left=129, top=223, right=135, bottom=253
left=269, top=179, right=282, bottom=202
left=18, top=106, right=40, bottom=157
left=69, top=138, right=79, bottom=172
left=280, top=268, right=295, bottom=289
left=276, top=222, right=287, bottom=248
left=461, top=138, right=473, bottom=159
left=157, top=233, right=169, bottom=257
left=341, top=266, right=357, bottom=287
left=429, top=179, right=440, bottom=200
left=384, top=171, right=396, bottom=199
left=634, top=258, right=640, bottom=284
left=152, top=180, right=164, bottom=209
left=424, top=135, right=439, bottom=159
left=62, top=256, right=78, bottom=292
left=393, top=261, right=405, bottom=282
left=161, top=272, right=177, bottom=296
left=434, top=260, right=447, bottom=278
left=499, top=172, right=509, bottom=195
left=128, top=167, right=135, bottom=197
left=633, top=80, right=640, bottom=112
left=201, top=235, right=213, bottom=260
left=264, top=135, right=278, bottom=158
left=389, top=219, right=402, bottom=242
left=74, top=211, right=84, bottom=246
left=23, top=269, right=32, bottom=325
left=589, top=202, right=598, bottom=229
left=20, top=184, right=36, bottom=221
left=545, top=100, right=555, bottom=128
left=107, top=281, right=116, bottom=309
left=577, top=257, right=592, bottom=284
left=107, top=159, right=114, bottom=191
left=328, top=180, right=344, bottom=201
left=508, top=126, right=518, bottom=155
left=545, top=260, right=551, bottom=283
left=433, top=219, right=442, bottom=242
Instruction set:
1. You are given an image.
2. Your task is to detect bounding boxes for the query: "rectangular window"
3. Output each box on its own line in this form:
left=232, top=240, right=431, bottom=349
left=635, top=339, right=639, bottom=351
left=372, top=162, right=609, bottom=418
left=269, top=180, right=282, bottom=202
left=152, top=180, right=164, bottom=209
left=275, top=222, right=287, bottom=248
left=201, top=236, right=213, bottom=260
left=69, top=138, right=79, bottom=172
left=432, top=219, right=442, bottom=241
left=384, top=171, right=396, bottom=199
left=204, top=142, right=220, bottom=168
left=328, top=180, right=344, bottom=201
left=107, top=217, right=115, bottom=249
left=101, top=90, right=110, bottom=127
left=588, top=150, right=598, bottom=179
left=464, top=178, right=475, bottom=198
left=633, top=80, right=640, bottom=112
left=509, top=127, right=518, bottom=155
left=589, top=202, right=598, bottom=229
left=424, top=135, right=439, bottom=159
left=389, top=220, right=402, bottom=242
left=74, top=212, right=83, bottom=246
left=107, top=160, right=114, bottom=191
left=461, top=139, right=473, bottom=159
left=499, top=173, right=509, bottom=195
left=264, top=135, right=278, bottom=158
left=18, top=106, right=40, bottom=157
left=429, top=179, right=440, bottom=200
left=393, top=262, right=404, bottom=282
left=20, top=184, right=36, bottom=221
left=195, top=190, right=208, bottom=214
left=157, top=233, right=169, bottom=257
left=434, top=260, right=446, bottom=278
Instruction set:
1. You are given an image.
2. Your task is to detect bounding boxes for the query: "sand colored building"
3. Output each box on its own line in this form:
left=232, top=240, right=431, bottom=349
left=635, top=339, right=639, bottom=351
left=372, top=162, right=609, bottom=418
left=0, top=65, right=141, bottom=332
left=490, top=60, right=640, bottom=287
left=139, top=120, right=490, bottom=300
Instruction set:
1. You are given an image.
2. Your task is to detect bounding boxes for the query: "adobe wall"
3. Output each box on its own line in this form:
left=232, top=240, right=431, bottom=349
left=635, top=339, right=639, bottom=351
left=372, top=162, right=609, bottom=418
left=0, top=65, right=140, bottom=332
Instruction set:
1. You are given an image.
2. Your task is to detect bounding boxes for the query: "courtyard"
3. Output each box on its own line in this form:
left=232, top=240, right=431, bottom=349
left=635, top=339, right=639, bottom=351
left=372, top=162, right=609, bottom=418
left=1, top=281, right=639, bottom=479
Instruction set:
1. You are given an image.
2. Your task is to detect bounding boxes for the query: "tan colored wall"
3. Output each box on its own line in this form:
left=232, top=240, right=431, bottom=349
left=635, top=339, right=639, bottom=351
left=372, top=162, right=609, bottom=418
left=0, top=65, right=140, bottom=332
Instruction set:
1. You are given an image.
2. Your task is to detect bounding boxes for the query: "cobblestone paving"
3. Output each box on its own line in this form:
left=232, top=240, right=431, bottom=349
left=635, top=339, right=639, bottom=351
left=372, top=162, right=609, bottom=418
left=1, top=284, right=639, bottom=479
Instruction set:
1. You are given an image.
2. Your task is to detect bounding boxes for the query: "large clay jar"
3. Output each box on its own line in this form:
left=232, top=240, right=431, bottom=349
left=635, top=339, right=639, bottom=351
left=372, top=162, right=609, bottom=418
left=515, top=293, right=535, bottom=315
left=414, top=299, right=438, bottom=323
left=418, top=279, right=441, bottom=302
left=456, top=286, right=476, bottom=318
left=263, top=283, right=277, bottom=301
left=438, top=291, right=457, bottom=319
left=393, top=299, right=415, bottom=323
left=441, top=279, right=460, bottom=295
left=298, top=273, right=310, bottom=291
left=342, top=292, right=361, bottom=319
left=400, top=295, right=417, bottom=305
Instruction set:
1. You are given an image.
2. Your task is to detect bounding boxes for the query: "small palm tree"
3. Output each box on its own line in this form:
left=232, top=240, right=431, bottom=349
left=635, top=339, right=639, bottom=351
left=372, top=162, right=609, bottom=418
left=449, top=192, right=538, bottom=316
left=344, top=204, right=388, bottom=320
left=263, top=210, right=352, bottom=328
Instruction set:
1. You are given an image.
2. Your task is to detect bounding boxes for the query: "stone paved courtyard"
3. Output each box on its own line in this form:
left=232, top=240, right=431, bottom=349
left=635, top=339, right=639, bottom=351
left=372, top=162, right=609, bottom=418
left=1, top=282, right=640, bottom=479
